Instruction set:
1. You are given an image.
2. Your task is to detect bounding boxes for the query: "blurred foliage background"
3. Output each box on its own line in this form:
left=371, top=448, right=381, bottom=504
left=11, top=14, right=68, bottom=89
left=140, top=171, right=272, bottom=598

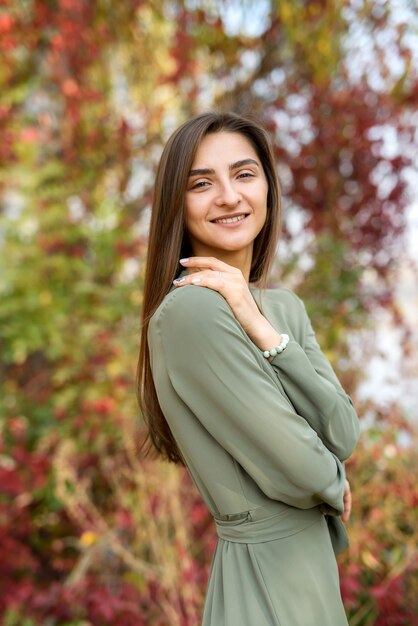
left=1, top=0, right=418, bottom=624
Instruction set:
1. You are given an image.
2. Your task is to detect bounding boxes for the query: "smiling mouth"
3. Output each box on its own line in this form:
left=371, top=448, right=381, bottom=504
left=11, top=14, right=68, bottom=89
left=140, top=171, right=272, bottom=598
left=212, top=213, right=248, bottom=224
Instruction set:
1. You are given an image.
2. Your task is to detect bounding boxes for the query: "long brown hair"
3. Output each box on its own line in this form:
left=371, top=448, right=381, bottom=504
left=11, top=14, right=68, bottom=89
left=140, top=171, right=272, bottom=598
left=137, top=111, right=281, bottom=463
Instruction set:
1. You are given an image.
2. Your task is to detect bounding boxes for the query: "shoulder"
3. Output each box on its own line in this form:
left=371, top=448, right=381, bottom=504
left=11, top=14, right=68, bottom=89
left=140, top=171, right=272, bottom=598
left=148, top=286, right=248, bottom=364
left=265, top=286, right=304, bottom=307
left=255, top=285, right=306, bottom=317
left=150, top=285, right=236, bottom=338
left=155, top=284, right=231, bottom=319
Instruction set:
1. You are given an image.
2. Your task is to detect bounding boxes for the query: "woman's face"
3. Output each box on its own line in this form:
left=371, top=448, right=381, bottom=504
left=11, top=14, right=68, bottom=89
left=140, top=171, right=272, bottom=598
left=184, top=131, right=269, bottom=264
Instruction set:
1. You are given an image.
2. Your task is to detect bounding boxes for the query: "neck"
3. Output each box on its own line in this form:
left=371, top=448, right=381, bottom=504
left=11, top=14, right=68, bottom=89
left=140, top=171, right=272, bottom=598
left=191, top=245, right=253, bottom=282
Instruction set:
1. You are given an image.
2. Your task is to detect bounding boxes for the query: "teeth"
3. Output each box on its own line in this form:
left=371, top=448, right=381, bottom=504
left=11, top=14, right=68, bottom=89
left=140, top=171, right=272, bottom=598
left=214, top=215, right=246, bottom=224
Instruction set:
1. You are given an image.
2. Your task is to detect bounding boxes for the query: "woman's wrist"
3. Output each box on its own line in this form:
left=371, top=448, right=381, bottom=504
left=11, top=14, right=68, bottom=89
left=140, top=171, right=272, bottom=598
left=246, top=315, right=283, bottom=353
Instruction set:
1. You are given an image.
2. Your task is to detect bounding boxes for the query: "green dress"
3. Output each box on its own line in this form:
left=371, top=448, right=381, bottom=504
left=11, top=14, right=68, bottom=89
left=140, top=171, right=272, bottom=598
left=148, top=283, right=360, bottom=626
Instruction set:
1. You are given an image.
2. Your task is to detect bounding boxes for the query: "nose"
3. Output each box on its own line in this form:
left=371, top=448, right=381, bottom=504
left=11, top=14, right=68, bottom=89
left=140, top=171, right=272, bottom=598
left=215, top=180, right=241, bottom=207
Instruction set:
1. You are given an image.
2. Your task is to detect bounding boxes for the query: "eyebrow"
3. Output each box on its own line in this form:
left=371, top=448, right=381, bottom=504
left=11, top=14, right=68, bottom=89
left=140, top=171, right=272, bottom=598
left=188, top=158, right=259, bottom=177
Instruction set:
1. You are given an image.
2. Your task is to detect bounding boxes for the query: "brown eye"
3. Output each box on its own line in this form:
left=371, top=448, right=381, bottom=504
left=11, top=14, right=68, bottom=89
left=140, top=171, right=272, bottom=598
left=190, top=180, right=210, bottom=190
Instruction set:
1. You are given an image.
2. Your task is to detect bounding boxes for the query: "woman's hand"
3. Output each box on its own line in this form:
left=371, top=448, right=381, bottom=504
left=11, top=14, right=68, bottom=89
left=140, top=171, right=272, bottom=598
left=342, top=480, right=352, bottom=523
left=173, top=256, right=282, bottom=352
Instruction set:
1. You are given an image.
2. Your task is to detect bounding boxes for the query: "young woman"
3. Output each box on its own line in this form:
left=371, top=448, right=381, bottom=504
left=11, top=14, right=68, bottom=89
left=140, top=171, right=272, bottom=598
left=138, top=112, right=360, bottom=626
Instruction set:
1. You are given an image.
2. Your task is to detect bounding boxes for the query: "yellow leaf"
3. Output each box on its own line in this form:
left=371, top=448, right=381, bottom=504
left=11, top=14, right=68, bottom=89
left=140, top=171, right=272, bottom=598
left=361, top=550, right=381, bottom=570
left=39, top=291, right=52, bottom=305
left=80, top=531, right=98, bottom=547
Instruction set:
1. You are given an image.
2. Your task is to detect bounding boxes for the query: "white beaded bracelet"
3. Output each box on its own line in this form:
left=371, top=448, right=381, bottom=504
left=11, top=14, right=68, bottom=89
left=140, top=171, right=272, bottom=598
left=262, top=334, right=289, bottom=359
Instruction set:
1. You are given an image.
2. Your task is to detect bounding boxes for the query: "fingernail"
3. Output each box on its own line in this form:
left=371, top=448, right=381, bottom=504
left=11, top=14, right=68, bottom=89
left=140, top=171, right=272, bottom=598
left=191, top=277, right=201, bottom=284
left=179, top=258, right=189, bottom=264
left=173, top=277, right=185, bottom=285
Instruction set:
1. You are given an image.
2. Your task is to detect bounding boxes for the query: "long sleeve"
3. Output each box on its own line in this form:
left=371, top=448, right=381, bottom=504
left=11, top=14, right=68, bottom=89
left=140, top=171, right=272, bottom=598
left=151, top=285, right=346, bottom=514
left=269, top=292, right=360, bottom=461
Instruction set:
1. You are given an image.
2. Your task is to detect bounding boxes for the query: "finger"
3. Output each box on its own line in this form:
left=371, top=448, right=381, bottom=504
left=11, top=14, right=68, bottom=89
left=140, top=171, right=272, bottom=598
left=342, top=506, right=351, bottom=523
left=173, top=269, right=227, bottom=290
left=342, top=482, right=352, bottom=522
left=342, top=500, right=351, bottom=522
left=179, top=256, right=241, bottom=274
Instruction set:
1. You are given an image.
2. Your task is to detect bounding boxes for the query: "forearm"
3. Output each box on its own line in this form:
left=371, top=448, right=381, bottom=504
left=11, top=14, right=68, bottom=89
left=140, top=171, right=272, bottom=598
left=269, top=308, right=360, bottom=460
left=246, top=303, right=359, bottom=461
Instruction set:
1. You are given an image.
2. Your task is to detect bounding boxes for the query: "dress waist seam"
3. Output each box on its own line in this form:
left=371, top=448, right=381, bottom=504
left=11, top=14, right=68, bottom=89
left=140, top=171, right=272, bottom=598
left=214, top=506, right=323, bottom=544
